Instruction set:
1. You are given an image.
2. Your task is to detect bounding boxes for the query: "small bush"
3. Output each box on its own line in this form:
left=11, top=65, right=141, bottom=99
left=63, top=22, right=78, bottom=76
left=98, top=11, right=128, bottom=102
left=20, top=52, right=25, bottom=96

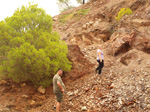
left=115, top=8, right=133, bottom=21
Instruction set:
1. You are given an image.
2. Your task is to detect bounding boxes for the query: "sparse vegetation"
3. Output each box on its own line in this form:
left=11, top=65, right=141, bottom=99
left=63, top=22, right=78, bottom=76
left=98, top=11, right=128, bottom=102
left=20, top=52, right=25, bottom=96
left=115, top=8, right=133, bottom=21
left=59, top=9, right=90, bottom=24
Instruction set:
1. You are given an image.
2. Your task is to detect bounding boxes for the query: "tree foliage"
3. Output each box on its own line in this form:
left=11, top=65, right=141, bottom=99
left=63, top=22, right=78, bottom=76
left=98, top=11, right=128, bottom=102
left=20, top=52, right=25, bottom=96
left=57, top=0, right=75, bottom=13
left=76, top=0, right=83, bottom=4
left=57, top=0, right=90, bottom=13
left=0, top=3, right=72, bottom=87
left=115, top=8, right=133, bottom=21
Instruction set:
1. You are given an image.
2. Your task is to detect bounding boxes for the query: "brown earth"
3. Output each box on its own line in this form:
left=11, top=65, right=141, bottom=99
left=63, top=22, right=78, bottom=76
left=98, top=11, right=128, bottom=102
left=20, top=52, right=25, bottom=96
left=0, top=0, right=150, bottom=112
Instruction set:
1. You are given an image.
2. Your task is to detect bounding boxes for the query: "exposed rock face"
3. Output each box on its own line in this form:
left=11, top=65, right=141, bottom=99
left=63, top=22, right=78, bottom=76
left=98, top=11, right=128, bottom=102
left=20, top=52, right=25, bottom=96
left=66, top=45, right=94, bottom=80
left=106, top=30, right=132, bottom=56
left=105, top=26, right=150, bottom=56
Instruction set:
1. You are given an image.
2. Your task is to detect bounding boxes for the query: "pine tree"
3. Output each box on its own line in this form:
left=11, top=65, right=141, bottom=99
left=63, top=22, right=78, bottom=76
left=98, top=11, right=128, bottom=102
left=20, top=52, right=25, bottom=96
left=0, top=3, right=72, bottom=87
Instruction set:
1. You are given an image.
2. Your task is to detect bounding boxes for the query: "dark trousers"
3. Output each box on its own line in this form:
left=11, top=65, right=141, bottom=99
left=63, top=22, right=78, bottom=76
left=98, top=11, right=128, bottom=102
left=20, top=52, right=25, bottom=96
left=96, top=60, right=104, bottom=75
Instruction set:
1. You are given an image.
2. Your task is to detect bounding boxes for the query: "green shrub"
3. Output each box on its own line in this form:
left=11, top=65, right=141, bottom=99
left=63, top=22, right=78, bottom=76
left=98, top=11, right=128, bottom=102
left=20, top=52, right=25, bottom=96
left=0, top=3, right=72, bottom=87
left=115, top=8, right=133, bottom=21
left=59, top=9, right=90, bottom=24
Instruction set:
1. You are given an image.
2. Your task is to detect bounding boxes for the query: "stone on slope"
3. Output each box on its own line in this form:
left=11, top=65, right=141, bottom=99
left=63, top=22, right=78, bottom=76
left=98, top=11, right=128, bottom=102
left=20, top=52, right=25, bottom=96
left=81, top=106, right=87, bottom=111
left=38, top=86, right=46, bottom=94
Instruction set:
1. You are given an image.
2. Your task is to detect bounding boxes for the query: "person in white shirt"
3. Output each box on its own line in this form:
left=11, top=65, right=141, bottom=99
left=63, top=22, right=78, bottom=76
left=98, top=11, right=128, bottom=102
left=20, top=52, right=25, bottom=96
left=96, top=47, right=104, bottom=75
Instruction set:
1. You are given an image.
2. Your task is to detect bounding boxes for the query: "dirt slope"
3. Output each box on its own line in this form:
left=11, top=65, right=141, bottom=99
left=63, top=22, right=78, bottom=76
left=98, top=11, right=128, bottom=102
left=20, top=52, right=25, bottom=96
left=0, top=0, right=150, bottom=112
left=31, top=0, right=150, bottom=111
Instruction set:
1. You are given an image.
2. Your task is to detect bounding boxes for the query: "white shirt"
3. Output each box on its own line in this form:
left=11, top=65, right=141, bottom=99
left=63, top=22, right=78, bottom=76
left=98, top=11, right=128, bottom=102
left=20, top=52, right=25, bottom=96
left=97, top=49, right=104, bottom=60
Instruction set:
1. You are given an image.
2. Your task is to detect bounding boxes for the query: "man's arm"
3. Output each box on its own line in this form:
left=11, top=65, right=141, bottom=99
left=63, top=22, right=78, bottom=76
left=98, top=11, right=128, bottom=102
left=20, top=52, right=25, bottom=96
left=57, top=81, right=64, bottom=92
left=98, top=52, right=102, bottom=62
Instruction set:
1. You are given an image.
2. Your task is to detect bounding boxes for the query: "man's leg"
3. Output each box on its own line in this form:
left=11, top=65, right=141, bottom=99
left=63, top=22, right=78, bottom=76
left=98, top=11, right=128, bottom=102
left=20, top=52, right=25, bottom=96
left=96, top=66, right=99, bottom=73
left=99, top=60, right=104, bottom=75
left=54, top=100, right=57, bottom=109
left=96, top=60, right=100, bottom=73
left=56, top=102, right=61, bottom=112
left=98, top=67, right=102, bottom=75
left=55, top=92, right=63, bottom=112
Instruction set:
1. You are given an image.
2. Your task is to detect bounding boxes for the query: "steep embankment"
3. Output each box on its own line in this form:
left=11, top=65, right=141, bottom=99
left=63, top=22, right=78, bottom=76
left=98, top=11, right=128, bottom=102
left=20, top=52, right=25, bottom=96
left=31, top=0, right=150, bottom=111
left=53, top=0, right=150, bottom=111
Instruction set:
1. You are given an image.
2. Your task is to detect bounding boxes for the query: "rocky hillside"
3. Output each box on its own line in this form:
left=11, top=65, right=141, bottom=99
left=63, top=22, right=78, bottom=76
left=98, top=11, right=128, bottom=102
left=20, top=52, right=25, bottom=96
left=52, top=0, right=150, bottom=82
left=0, top=0, right=150, bottom=111
left=53, top=0, right=150, bottom=111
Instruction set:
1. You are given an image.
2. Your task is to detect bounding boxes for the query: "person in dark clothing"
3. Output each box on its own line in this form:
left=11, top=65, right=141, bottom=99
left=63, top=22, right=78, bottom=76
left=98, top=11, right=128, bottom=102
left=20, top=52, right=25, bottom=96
left=96, top=47, right=104, bottom=75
